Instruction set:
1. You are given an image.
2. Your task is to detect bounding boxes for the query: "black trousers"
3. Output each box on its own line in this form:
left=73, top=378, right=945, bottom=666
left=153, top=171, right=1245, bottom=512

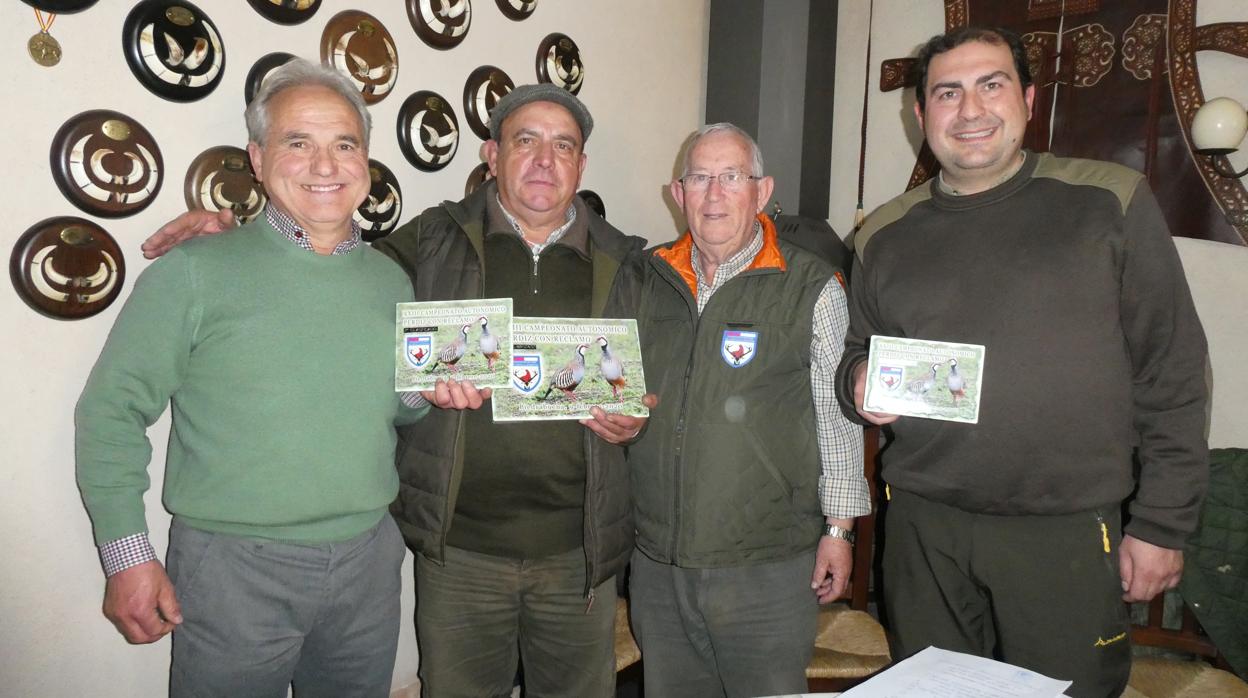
left=883, top=489, right=1132, bottom=698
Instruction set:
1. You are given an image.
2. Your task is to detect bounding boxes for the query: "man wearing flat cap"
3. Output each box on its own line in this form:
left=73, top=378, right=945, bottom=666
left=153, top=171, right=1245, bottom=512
left=382, top=84, right=652, bottom=698
left=143, top=84, right=650, bottom=698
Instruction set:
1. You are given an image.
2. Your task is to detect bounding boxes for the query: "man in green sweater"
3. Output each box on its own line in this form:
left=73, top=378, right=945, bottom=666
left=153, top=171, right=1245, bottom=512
left=836, top=28, right=1208, bottom=697
left=75, top=60, right=477, bottom=696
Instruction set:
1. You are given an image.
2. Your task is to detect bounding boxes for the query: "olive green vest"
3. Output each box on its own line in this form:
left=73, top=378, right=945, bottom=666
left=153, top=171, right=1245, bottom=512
left=632, top=230, right=832, bottom=568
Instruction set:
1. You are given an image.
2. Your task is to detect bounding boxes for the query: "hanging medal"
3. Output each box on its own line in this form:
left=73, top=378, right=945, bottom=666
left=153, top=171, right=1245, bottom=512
left=28, top=9, right=62, bottom=67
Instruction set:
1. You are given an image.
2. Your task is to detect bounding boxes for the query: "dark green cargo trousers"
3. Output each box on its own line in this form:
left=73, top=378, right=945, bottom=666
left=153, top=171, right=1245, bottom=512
left=883, top=489, right=1132, bottom=698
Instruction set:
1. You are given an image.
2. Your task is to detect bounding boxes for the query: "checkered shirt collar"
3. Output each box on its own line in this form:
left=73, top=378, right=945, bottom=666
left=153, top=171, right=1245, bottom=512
left=690, top=221, right=764, bottom=312
left=264, top=204, right=362, bottom=256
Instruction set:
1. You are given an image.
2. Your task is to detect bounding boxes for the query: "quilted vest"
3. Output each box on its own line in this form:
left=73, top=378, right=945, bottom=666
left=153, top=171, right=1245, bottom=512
left=374, top=183, right=646, bottom=593
left=632, top=223, right=832, bottom=568
left=1180, top=448, right=1248, bottom=676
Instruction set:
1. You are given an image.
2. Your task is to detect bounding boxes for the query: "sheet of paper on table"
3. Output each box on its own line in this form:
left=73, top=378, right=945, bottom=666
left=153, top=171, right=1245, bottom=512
left=839, top=646, right=1071, bottom=697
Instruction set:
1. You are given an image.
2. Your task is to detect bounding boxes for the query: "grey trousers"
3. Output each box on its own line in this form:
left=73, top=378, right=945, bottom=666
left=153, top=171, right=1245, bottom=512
left=629, top=548, right=818, bottom=698
left=167, top=515, right=404, bottom=698
left=414, top=545, right=617, bottom=698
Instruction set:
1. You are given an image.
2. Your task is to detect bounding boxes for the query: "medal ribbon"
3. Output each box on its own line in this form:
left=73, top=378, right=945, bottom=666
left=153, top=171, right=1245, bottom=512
left=35, top=9, right=57, bottom=34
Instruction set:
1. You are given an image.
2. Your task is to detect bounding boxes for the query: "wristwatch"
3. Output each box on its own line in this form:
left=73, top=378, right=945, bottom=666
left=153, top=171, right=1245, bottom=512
left=823, top=523, right=855, bottom=545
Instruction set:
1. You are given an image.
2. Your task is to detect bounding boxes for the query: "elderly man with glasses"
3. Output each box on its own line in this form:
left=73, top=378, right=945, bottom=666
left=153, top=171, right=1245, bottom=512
left=627, top=123, right=870, bottom=698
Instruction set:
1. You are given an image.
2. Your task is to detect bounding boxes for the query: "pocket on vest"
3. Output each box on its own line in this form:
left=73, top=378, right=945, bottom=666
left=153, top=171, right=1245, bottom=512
left=684, top=422, right=805, bottom=554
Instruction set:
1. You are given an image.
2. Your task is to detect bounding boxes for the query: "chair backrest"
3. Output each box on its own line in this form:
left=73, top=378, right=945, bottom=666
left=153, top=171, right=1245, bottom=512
left=1133, top=589, right=1238, bottom=684
left=845, top=425, right=882, bottom=611
left=1130, top=447, right=1246, bottom=674
left=1131, top=594, right=1222, bottom=661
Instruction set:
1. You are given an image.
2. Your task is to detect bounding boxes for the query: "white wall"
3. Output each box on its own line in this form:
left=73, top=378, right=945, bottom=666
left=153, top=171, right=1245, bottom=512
left=828, top=0, right=941, bottom=236
left=1175, top=237, right=1248, bottom=449
left=0, top=2, right=708, bottom=696
left=828, top=1, right=1248, bottom=449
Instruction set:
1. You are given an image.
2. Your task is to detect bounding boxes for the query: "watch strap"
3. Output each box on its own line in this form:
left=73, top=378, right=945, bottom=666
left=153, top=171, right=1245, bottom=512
left=823, top=523, right=856, bottom=545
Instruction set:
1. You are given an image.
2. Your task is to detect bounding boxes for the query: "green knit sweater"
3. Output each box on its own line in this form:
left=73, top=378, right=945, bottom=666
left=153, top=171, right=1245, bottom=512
left=75, top=218, right=424, bottom=545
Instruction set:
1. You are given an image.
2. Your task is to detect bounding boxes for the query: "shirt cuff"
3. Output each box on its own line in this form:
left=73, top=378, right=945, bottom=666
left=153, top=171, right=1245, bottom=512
left=399, top=391, right=429, bottom=409
left=99, top=532, right=158, bottom=577
left=819, top=475, right=872, bottom=520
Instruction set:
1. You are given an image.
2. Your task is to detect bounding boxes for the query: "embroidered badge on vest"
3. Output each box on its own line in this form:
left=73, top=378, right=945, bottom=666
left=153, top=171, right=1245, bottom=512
left=511, top=353, right=543, bottom=394
left=404, top=332, right=433, bottom=368
left=721, top=330, right=758, bottom=368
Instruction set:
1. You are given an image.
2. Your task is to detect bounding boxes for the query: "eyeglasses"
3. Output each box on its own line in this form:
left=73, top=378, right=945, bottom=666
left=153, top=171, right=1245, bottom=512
left=678, top=172, right=761, bottom=192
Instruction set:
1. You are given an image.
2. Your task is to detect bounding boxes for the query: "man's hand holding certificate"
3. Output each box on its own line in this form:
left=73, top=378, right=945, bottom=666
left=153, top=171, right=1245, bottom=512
left=863, top=336, right=985, bottom=424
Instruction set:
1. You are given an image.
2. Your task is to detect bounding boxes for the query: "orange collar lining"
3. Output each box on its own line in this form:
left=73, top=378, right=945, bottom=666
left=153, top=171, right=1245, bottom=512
left=654, top=214, right=787, bottom=299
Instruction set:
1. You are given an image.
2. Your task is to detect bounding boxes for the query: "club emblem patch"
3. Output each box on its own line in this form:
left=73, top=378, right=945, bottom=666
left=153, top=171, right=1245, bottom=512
left=720, top=330, right=758, bottom=368
left=877, top=365, right=903, bottom=391
left=405, top=333, right=433, bottom=368
left=511, top=353, right=543, bottom=394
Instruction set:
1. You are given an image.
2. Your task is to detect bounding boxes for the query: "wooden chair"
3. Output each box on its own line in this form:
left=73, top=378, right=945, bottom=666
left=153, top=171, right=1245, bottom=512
left=806, top=425, right=892, bottom=692
left=614, top=594, right=642, bottom=676
left=1124, top=447, right=1248, bottom=697
left=1123, top=592, right=1248, bottom=697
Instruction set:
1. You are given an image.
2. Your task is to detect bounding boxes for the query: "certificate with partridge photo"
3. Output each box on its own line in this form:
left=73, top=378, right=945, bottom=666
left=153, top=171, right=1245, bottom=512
left=863, top=335, right=985, bottom=424
left=395, top=298, right=513, bottom=391
left=492, top=317, right=650, bottom=422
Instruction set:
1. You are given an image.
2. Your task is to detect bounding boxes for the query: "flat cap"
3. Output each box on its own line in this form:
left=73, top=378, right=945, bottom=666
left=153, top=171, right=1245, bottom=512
left=488, top=83, right=594, bottom=143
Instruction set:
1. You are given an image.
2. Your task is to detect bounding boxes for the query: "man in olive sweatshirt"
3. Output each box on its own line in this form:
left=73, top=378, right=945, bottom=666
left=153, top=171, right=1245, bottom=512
left=75, top=60, right=478, bottom=697
left=836, top=27, right=1208, bottom=698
